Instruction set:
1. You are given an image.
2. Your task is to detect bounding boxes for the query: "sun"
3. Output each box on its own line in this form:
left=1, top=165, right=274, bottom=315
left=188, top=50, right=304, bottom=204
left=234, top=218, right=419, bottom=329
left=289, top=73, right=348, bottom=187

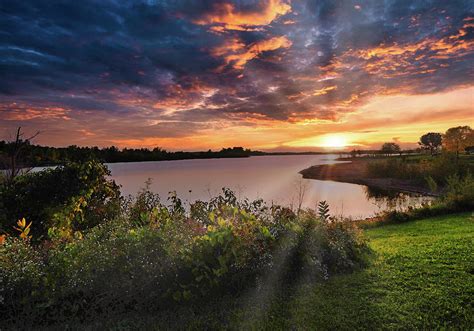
left=320, top=135, right=348, bottom=148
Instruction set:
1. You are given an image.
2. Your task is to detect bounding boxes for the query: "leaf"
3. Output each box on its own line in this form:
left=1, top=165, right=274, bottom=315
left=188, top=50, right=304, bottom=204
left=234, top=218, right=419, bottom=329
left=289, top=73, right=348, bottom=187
left=261, top=226, right=271, bottom=238
left=17, top=218, right=26, bottom=228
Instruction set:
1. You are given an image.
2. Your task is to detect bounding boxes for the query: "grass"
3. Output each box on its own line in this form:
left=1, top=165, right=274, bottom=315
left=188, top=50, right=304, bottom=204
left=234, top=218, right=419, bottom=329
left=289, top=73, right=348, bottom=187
left=232, top=213, right=474, bottom=330
left=277, top=213, right=474, bottom=330
left=51, top=213, right=474, bottom=330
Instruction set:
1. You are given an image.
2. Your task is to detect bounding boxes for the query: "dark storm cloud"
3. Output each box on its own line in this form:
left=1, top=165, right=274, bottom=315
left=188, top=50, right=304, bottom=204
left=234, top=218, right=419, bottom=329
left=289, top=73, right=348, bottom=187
left=0, top=0, right=473, bottom=146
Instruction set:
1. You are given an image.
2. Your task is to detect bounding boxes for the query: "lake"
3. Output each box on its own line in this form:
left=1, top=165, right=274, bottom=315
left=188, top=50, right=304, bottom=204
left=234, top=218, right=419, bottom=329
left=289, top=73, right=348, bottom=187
left=107, top=155, right=430, bottom=219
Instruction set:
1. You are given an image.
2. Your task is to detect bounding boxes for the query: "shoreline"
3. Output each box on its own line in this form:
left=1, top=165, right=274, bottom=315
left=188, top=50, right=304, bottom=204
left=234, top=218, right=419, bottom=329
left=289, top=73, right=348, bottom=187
left=299, top=159, right=438, bottom=197
left=7, top=152, right=340, bottom=170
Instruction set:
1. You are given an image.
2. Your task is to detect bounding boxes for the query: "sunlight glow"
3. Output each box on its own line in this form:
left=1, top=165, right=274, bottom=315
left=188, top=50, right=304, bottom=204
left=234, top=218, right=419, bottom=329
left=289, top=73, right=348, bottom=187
left=319, top=135, right=348, bottom=148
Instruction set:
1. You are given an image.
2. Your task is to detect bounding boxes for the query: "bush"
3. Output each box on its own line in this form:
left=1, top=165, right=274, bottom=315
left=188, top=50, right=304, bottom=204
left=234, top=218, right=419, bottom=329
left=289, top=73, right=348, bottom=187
left=46, top=218, right=182, bottom=317
left=442, top=174, right=474, bottom=210
left=0, top=160, right=121, bottom=240
left=0, top=237, right=46, bottom=325
left=1, top=188, right=370, bottom=327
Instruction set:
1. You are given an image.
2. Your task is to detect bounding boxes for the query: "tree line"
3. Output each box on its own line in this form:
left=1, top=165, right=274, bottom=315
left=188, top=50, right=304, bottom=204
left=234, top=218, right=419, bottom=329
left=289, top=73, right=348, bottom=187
left=351, top=125, right=474, bottom=157
left=0, top=132, right=265, bottom=170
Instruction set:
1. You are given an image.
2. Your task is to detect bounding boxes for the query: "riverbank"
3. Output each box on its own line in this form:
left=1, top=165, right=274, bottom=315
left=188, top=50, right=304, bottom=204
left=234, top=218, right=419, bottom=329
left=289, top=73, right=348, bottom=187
left=57, top=213, right=474, bottom=329
left=299, top=159, right=438, bottom=196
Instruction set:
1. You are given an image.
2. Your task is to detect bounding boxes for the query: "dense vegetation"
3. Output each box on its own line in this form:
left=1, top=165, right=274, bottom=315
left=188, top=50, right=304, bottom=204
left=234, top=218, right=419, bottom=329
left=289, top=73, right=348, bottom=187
left=0, top=160, right=121, bottom=239
left=364, top=126, right=474, bottom=199
left=5, top=213, right=471, bottom=329
left=367, top=153, right=474, bottom=182
left=0, top=162, right=369, bottom=328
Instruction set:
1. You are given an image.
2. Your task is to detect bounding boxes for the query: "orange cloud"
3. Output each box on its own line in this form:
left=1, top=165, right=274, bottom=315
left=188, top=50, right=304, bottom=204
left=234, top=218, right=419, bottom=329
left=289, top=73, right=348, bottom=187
left=151, top=79, right=218, bottom=114
left=194, top=0, right=291, bottom=31
left=0, top=103, right=71, bottom=121
left=213, top=36, right=292, bottom=70
left=352, top=23, right=474, bottom=77
left=210, top=37, right=246, bottom=57
left=313, top=86, right=337, bottom=96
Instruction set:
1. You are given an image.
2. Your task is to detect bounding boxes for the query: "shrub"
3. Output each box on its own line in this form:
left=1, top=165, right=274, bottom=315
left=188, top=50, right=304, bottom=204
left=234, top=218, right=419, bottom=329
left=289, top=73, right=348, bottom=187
left=123, top=178, right=161, bottom=226
left=46, top=218, right=182, bottom=317
left=1, top=189, right=370, bottom=327
left=442, top=174, right=474, bottom=210
left=0, top=160, right=121, bottom=240
left=0, top=236, right=46, bottom=325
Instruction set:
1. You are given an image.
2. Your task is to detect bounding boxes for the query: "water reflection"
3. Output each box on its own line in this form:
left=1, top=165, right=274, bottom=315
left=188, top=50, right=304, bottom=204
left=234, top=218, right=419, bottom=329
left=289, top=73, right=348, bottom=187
left=364, top=186, right=433, bottom=211
left=107, top=155, right=433, bottom=219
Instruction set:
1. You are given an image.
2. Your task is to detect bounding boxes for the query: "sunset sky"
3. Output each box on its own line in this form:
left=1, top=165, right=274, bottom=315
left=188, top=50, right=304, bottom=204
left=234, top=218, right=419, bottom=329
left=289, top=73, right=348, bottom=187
left=1, top=0, right=473, bottom=151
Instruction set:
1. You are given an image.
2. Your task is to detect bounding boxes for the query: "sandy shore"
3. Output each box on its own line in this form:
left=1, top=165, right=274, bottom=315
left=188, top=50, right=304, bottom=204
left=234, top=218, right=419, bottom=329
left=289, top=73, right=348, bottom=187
left=299, top=160, right=437, bottom=196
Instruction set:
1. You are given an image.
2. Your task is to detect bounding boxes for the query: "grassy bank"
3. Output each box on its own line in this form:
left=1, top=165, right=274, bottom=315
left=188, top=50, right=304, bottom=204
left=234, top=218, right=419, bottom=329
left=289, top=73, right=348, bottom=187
left=300, top=153, right=474, bottom=198
left=61, top=213, right=474, bottom=330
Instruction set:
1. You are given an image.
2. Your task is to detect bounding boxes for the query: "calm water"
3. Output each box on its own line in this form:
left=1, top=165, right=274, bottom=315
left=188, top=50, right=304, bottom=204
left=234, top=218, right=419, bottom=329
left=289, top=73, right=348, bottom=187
left=107, top=155, right=430, bottom=219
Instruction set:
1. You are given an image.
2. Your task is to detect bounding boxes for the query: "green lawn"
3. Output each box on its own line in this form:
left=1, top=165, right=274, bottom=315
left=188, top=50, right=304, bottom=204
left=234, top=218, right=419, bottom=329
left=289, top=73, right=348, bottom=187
left=243, top=213, right=474, bottom=330
left=62, top=213, right=474, bottom=330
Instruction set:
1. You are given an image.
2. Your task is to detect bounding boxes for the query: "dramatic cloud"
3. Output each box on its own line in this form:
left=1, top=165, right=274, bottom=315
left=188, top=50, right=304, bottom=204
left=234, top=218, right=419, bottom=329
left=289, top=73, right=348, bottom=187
left=193, top=0, right=291, bottom=31
left=0, top=0, right=473, bottom=149
left=212, top=35, right=292, bottom=70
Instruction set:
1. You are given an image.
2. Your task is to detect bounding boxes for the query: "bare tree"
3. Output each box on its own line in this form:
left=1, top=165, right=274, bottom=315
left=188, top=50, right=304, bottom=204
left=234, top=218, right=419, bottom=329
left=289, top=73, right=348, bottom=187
left=2, top=127, right=40, bottom=184
left=294, top=178, right=308, bottom=214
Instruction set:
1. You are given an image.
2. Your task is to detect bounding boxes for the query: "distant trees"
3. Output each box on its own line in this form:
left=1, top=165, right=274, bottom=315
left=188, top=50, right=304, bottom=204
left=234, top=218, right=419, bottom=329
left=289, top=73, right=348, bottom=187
left=443, top=126, right=474, bottom=158
left=0, top=142, right=258, bottom=168
left=419, top=132, right=442, bottom=155
left=381, top=142, right=401, bottom=156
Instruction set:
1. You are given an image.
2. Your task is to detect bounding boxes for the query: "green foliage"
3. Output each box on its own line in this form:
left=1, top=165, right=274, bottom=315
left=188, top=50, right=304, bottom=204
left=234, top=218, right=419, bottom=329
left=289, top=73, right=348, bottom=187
left=0, top=236, right=46, bottom=324
left=425, top=176, right=438, bottom=193
left=366, top=152, right=474, bottom=187
left=1, top=185, right=369, bottom=327
left=0, top=160, right=121, bottom=239
left=246, top=213, right=473, bottom=330
left=317, top=201, right=331, bottom=222
left=123, top=178, right=161, bottom=226
left=13, top=213, right=470, bottom=330
left=442, top=173, right=474, bottom=210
